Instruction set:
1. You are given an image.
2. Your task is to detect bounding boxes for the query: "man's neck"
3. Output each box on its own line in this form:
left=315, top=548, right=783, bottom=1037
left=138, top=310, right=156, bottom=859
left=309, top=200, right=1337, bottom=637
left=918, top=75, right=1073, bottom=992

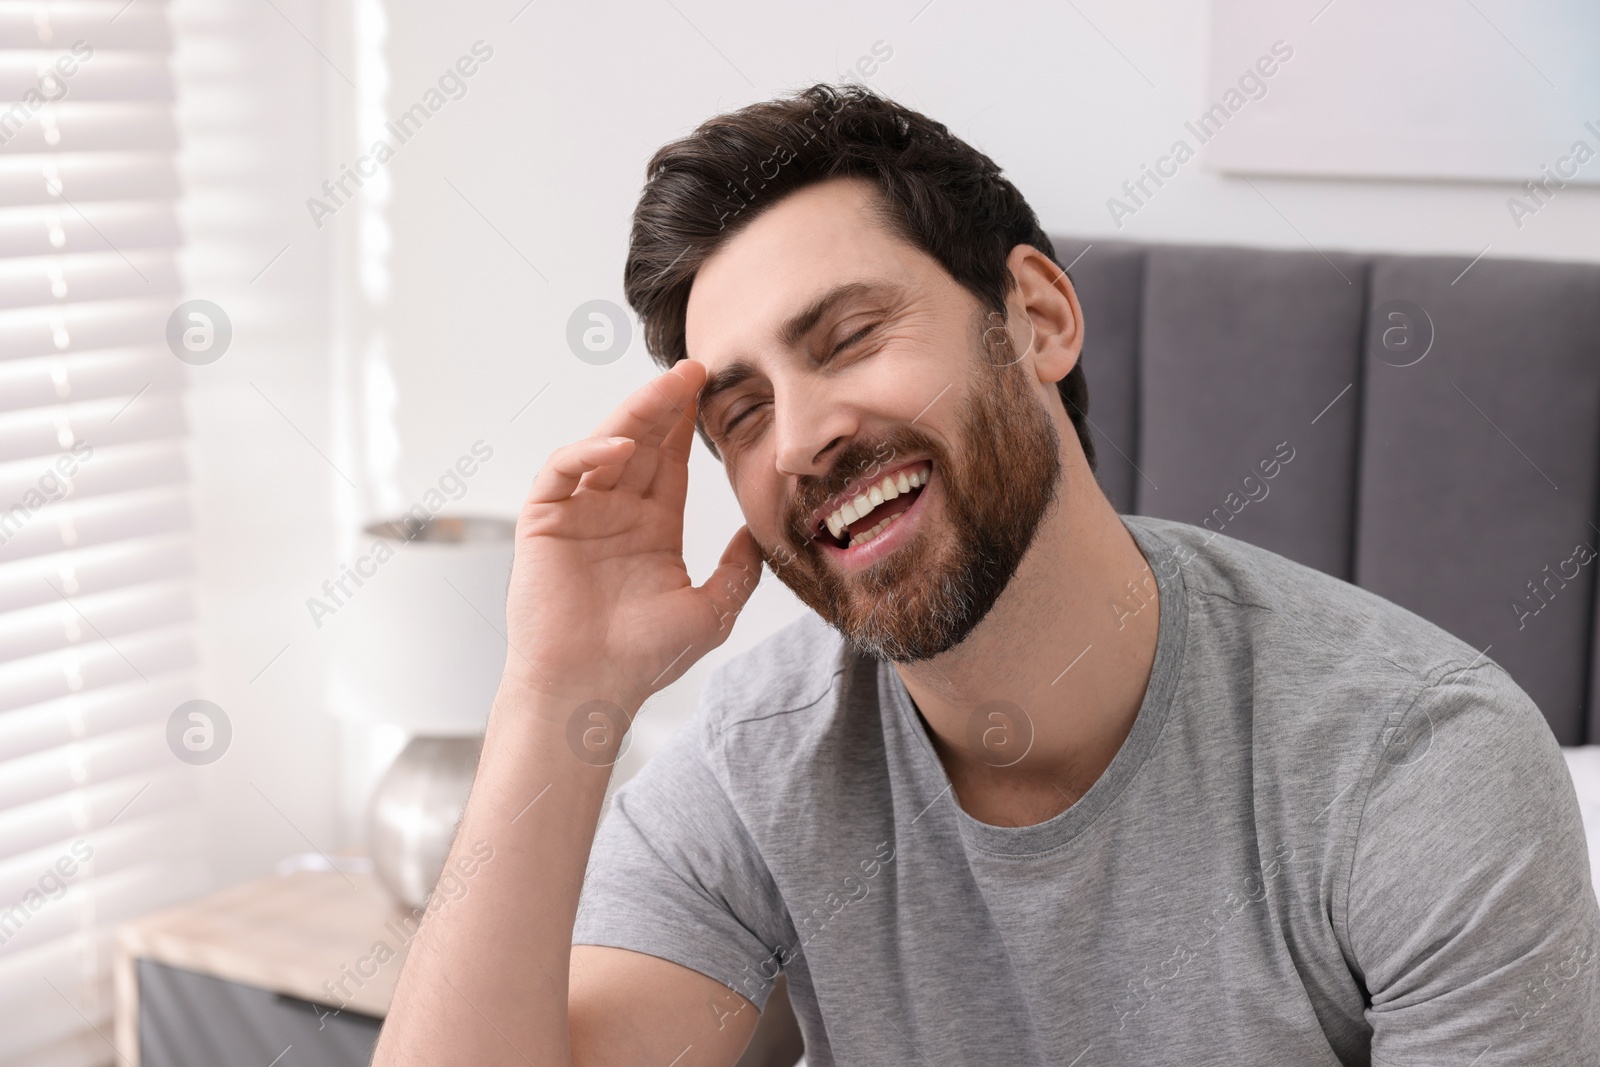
left=892, top=442, right=1162, bottom=828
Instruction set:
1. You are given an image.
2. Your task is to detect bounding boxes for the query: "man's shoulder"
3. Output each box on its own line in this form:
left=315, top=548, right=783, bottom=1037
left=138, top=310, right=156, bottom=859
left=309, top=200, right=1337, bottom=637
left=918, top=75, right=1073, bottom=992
left=1129, top=514, right=1490, bottom=687
left=1132, top=518, right=1572, bottom=892
left=679, top=612, right=890, bottom=827
left=697, top=611, right=861, bottom=746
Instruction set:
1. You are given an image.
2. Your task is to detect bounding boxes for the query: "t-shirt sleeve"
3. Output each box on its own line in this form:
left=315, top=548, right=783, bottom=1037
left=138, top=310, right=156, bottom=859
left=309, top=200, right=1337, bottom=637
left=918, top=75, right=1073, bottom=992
left=572, top=711, right=792, bottom=1013
left=1346, top=661, right=1600, bottom=1065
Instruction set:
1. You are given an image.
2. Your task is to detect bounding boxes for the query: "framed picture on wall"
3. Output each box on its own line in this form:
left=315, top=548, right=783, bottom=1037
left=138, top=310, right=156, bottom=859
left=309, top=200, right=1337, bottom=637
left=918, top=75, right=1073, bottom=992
left=1202, top=0, right=1600, bottom=187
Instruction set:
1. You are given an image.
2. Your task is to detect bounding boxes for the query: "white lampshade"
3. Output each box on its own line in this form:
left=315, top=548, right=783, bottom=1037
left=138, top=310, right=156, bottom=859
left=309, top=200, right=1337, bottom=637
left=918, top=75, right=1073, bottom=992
left=325, top=514, right=515, bottom=736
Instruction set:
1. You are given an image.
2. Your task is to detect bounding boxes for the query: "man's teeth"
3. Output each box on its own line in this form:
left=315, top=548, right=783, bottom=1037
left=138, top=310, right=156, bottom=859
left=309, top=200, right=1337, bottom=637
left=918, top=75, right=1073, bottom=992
left=853, top=510, right=902, bottom=547
left=823, top=466, right=928, bottom=542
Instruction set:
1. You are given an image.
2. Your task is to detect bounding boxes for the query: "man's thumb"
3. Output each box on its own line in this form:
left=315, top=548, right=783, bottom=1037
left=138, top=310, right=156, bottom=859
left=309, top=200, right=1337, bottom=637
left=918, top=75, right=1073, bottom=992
left=699, top=526, right=765, bottom=635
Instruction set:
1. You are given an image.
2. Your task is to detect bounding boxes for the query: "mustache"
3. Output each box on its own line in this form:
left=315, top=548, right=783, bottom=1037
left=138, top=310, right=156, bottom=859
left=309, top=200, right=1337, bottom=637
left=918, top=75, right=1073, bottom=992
left=781, top=425, right=939, bottom=543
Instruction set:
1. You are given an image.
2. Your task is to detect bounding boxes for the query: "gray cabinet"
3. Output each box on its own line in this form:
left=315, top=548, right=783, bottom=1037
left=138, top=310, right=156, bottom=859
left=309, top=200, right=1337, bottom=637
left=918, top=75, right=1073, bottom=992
left=138, top=960, right=379, bottom=1067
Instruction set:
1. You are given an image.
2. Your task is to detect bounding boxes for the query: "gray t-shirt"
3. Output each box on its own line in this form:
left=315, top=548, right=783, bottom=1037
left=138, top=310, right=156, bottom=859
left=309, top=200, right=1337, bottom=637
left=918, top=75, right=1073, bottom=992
left=573, top=514, right=1600, bottom=1065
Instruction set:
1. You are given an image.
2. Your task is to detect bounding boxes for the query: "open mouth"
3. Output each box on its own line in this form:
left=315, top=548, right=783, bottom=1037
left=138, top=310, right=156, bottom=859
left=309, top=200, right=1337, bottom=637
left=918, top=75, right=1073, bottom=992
left=812, top=461, right=932, bottom=550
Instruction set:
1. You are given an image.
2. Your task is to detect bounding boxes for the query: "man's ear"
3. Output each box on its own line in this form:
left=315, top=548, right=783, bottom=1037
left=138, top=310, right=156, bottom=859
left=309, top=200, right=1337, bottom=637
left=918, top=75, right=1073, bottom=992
left=1005, top=243, right=1084, bottom=391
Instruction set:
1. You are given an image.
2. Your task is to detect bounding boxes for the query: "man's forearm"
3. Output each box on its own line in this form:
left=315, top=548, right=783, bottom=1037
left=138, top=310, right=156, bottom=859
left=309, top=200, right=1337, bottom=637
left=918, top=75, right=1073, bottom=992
left=373, top=678, right=621, bottom=1066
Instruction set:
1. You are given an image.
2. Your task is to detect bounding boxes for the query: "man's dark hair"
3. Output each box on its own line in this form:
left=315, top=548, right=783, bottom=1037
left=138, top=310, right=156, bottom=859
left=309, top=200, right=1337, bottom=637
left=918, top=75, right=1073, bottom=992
left=623, top=82, right=1095, bottom=470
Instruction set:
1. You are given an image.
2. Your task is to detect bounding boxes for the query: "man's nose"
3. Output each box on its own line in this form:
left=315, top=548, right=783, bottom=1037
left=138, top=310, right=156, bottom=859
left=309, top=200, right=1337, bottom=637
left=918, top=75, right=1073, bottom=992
left=772, top=374, right=856, bottom=479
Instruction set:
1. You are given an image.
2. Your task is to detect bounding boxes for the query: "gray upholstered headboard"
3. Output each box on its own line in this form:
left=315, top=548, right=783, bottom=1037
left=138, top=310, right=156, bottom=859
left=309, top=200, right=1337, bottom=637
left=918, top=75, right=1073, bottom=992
left=1053, top=236, right=1600, bottom=746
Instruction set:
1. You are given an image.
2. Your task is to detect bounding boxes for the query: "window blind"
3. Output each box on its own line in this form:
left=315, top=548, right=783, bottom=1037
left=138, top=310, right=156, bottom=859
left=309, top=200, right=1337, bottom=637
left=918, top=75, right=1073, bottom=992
left=0, top=3, right=205, bottom=1065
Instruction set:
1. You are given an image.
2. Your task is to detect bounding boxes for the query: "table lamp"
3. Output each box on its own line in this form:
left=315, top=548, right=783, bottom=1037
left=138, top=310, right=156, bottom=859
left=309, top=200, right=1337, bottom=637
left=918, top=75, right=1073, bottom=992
left=326, top=513, right=514, bottom=908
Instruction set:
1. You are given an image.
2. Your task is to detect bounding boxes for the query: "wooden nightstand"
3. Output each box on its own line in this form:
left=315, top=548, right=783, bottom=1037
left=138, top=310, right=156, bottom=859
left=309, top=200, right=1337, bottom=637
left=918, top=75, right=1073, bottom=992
left=115, top=871, right=408, bottom=1067
left=115, top=869, right=805, bottom=1066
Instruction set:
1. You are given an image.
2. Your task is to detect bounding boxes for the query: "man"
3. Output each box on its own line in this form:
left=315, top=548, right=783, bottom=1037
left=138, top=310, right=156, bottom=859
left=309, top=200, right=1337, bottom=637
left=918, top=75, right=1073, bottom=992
left=375, top=84, right=1599, bottom=1065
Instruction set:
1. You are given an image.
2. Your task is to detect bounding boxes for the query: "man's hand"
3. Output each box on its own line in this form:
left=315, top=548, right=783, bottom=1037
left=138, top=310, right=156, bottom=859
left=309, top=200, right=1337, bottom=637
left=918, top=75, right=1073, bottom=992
left=373, top=360, right=770, bottom=1067
left=506, top=359, right=764, bottom=710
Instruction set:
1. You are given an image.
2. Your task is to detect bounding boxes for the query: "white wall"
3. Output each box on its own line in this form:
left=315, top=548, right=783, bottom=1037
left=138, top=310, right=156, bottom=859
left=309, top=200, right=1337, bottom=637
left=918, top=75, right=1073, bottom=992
left=185, top=0, right=1600, bottom=880
left=174, top=0, right=343, bottom=886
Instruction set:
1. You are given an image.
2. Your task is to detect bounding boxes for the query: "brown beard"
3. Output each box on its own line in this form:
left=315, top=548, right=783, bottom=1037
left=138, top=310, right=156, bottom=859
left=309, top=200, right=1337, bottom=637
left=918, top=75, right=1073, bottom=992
left=759, top=313, right=1063, bottom=662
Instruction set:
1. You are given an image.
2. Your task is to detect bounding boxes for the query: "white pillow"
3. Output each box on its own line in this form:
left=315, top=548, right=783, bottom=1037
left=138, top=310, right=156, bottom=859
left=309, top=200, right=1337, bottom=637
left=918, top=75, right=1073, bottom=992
left=1561, top=745, right=1600, bottom=903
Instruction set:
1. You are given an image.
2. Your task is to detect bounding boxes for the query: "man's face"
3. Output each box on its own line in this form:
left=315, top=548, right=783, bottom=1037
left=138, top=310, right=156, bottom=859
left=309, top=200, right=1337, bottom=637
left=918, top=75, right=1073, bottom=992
left=685, top=177, right=1063, bottom=661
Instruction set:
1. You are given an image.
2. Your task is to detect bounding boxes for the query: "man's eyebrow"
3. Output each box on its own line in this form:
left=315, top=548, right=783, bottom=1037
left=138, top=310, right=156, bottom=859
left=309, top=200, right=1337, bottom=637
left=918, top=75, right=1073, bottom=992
left=697, top=359, right=760, bottom=421
left=694, top=279, right=900, bottom=419
left=777, top=279, right=895, bottom=349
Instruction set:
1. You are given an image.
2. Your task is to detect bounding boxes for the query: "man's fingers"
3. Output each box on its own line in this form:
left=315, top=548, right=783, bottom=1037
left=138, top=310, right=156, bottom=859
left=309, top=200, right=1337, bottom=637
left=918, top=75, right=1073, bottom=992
left=698, top=526, right=765, bottom=638
left=658, top=381, right=698, bottom=465
left=636, top=376, right=699, bottom=502
left=527, top=437, right=635, bottom=505
left=658, top=361, right=706, bottom=465
left=592, top=361, right=705, bottom=452
left=523, top=361, right=705, bottom=511
left=580, top=461, right=630, bottom=493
